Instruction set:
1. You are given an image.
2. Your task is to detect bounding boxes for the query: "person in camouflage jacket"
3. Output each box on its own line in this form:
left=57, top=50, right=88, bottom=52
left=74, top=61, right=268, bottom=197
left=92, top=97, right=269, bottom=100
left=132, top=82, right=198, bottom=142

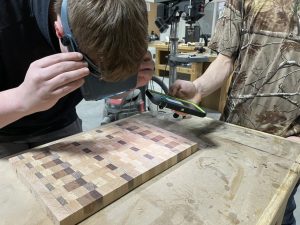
left=170, top=0, right=300, bottom=224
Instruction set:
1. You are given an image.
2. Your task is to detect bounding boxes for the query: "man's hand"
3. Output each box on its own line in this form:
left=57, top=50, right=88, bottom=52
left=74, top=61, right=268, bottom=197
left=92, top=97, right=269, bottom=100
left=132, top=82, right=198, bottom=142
left=135, top=51, right=154, bottom=88
left=17, top=52, right=89, bottom=115
left=169, top=79, right=202, bottom=104
left=168, top=80, right=202, bottom=117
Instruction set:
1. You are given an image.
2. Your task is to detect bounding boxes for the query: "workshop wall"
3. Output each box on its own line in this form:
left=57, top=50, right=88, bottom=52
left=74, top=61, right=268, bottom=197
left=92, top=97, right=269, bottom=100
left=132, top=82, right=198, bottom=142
left=147, top=2, right=160, bottom=36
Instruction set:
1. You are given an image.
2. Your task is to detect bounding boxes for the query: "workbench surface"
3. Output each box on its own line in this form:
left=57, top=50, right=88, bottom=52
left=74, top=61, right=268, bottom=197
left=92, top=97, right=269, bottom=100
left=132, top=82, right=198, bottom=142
left=1, top=113, right=300, bottom=225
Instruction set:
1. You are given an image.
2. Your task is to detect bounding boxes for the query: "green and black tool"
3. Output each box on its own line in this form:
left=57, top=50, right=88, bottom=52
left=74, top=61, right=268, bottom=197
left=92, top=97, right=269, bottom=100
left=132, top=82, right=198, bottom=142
left=146, top=89, right=206, bottom=117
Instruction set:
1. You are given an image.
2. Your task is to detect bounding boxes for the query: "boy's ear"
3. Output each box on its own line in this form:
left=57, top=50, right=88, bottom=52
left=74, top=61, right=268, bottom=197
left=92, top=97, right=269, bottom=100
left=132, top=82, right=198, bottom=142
left=54, top=17, right=70, bottom=47
left=54, top=19, right=64, bottom=38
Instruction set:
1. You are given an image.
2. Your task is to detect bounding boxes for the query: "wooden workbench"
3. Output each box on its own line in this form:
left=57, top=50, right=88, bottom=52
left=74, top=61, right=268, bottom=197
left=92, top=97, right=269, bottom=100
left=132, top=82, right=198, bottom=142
left=154, top=43, right=217, bottom=81
left=1, top=113, right=300, bottom=225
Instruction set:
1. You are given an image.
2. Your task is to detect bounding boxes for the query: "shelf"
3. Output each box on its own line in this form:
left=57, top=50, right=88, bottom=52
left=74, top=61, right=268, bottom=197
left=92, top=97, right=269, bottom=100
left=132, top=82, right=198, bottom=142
left=156, top=64, right=192, bottom=74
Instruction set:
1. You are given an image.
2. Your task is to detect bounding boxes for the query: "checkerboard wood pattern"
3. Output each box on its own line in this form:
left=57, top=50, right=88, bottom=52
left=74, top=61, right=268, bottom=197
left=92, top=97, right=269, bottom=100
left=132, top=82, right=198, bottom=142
left=9, top=118, right=197, bottom=225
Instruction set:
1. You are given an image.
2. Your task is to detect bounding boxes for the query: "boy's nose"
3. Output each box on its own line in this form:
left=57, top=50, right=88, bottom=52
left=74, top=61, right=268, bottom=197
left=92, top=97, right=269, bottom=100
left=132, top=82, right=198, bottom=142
left=143, top=51, right=152, bottom=62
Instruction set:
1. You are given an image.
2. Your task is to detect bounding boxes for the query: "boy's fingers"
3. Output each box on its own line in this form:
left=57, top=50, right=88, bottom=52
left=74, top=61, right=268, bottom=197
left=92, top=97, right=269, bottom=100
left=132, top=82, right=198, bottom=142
left=35, top=52, right=84, bottom=68
left=49, top=68, right=90, bottom=90
left=43, top=61, right=88, bottom=80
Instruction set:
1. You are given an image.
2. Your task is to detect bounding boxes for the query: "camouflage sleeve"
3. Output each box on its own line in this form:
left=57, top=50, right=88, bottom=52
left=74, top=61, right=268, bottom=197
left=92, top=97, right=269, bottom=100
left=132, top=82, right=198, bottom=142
left=208, top=0, right=243, bottom=60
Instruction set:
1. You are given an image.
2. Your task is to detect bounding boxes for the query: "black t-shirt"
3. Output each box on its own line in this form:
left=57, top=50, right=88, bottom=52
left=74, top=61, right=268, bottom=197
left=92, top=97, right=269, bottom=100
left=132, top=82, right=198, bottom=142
left=0, top=0, right=83, bottom=139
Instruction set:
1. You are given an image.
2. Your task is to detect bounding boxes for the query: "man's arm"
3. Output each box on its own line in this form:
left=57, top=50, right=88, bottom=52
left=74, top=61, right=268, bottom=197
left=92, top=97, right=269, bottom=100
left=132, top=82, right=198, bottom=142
left=193, top=54, right=234, bottom=99
left=0, top=52, right=89, bottom=129
left=169, top=54, right=234, bottom=104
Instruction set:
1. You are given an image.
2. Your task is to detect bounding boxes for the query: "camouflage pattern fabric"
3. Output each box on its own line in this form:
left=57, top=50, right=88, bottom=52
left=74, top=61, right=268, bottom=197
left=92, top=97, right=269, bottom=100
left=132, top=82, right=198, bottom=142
left=209, top=0, right=300, bottom=137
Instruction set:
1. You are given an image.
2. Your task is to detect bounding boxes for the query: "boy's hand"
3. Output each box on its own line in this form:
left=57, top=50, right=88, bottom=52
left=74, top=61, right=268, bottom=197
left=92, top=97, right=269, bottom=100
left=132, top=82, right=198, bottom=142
left=17, top=52, right=89, bottom=115
left=136, top=51, right=154, bottom=88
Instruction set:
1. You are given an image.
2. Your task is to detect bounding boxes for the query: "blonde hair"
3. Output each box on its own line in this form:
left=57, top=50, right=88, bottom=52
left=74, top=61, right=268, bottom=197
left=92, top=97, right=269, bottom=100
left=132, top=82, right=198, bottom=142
left=55, top=0, right=148, bottom=81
